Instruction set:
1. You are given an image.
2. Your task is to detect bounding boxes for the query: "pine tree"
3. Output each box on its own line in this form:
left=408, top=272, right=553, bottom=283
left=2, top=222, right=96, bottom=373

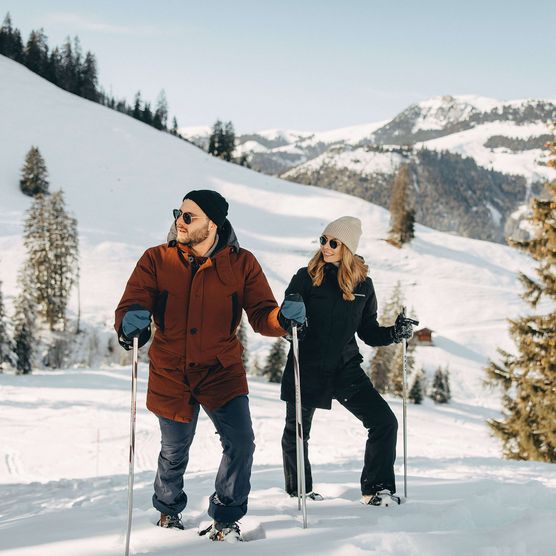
left=12, top=266, right=35, bottom=375
left=79, top=51, right=98, bottom=101
left=0, top=13, right=24, bottom=62
left=46, top=191, right=79, bottom=330
left=0, top=281, right=14, bottom=371
left=388, top=164, right=415, bottom=247
left=24, top=28, right=49, bottom=76
left=409, top=369, right=425, bottom=404
left=132, top=91, right=142, bottom=119
left=60, top=37, right=76, bottom=92
left=389, top=343, right=415, bottom=397
left=222, top=121, right=236, bottom=161
left=45, top=46, right=62, bottom=85
left=485, top=133, right=556, bottom=462
left=19, top=146, right=49, bottom=196
left=22, top=191, right=79, bottom=331
left=171, top=116, right=179, bottom=135
left=262, top=338, right=286, bottom=383
left=154, top=90, right=169, bottom=130
left=430, top=366, right=451, bottom=404
left=142, top=102, right=153, bottom=126
left=208, top=120, right=223, bottom=156
left=237, top=317, right=249, bottom=370
left=369, top=281, right=404, bottom=393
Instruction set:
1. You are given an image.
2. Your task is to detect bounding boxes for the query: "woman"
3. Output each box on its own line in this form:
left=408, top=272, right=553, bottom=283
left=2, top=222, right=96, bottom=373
left=279, top=216, right=414, bottom=506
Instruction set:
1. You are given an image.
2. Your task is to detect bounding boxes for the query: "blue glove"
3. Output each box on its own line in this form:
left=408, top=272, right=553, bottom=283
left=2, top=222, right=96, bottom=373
left=278, top=293, right=307, bottom=336
left=280, top=293, right=306, bottom=325
left=122, top=308, right=151, bottom=338
left=119, top=306, right=152, bottom=350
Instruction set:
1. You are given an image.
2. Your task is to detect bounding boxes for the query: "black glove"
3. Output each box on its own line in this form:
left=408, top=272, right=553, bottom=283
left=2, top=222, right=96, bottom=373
left=118, top=305, right=152, bottom=350
left=391, top=312, right=418, bottom=344
left=278, top=293, right=307, bottom=338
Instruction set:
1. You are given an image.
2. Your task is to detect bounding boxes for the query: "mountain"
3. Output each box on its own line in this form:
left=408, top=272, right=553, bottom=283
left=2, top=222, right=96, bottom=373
left=181, top=95, right=555, bottom=243
left=1, top=54, right=555, bottom=556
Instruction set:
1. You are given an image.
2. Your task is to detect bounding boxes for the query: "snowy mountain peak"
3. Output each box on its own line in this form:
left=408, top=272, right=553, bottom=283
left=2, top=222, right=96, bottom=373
left=412, top=94, right=502, bottom=132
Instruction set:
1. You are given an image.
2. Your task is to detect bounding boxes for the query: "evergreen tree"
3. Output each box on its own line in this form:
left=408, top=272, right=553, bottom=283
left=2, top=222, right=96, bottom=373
left=208, top=120, right=224, bottom=156
left=154, top=90, right=169, bottom=130
left=22, top=191, right=79, bottom=331
left=369, top=281, right=404, bottom=393
left=389, top=342, right=416, bottom=397
left=0, top=281, right=14, bottom=371
left=485, top=134, right=556, bottom=462
left=262, top=338, right=286, bottom=383
left=171, top=116, right=179, bottom=135
left=388, top=164, right=415, bottom=247
left=24, top=28, right=49, bottom=76
left=237, top=317, right=249, bottom=370
left=19, top=146, right=49, bottom=197
left=409, top=369, right=425, bottom=404
left=45, top=46, right=62, bottom=85
left=0, top=13, right=24, bottom=62
left=46, top=191, right=79, bottom=330
left=60, top=36, right=81, bottom=93
left=132, top=91, right=142, bottom=119
left=79, top=51, right=98, bottom=101
left=222, top=121, right=236, bottom=161
left=142, top=102, right=153, bottom=126
left=12, top=266, right=35, bottom=375
left=430, top=366, right=451, bottom=404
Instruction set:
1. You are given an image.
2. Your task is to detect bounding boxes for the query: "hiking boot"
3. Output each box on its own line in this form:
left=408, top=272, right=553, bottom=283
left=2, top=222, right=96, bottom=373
left=200, top=520, right=242, bottom=542
left=157, top=513, right=184, bottom=529
left=360, top=490, right=401, bottom=507
left=289, top=491, right=324, bottom=501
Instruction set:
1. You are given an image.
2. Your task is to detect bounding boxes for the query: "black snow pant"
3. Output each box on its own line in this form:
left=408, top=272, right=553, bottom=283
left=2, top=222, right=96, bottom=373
left=281, top=371, right=398, bottom=496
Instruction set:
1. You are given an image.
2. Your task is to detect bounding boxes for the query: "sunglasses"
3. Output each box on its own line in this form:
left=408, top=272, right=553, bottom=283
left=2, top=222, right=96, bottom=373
left=173, top=209, right=206, bottom=224
left=319, top=235, right=341, bottom=249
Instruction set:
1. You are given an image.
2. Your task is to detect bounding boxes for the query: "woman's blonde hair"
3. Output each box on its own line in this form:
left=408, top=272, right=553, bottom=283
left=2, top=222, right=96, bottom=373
left=307, top=245, right=368, bottom=301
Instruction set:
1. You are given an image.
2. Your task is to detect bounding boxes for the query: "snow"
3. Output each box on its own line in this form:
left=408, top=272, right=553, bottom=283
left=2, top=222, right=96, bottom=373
left=411, top=95, right=502, bottom=132
left=284, top=149, right=404, bottom=178
left=416, top=121, right=554, bottom=183
left=1, top=370, right=555, bottom=555
left=1, top=54, right=555, bottom=555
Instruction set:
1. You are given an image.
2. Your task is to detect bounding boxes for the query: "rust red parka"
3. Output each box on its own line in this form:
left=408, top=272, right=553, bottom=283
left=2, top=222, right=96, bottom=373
left=115, top=220, right=285, bottom=422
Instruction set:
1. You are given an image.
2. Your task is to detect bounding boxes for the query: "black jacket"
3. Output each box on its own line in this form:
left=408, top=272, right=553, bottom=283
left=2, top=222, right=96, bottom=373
left=280, top=264, right=394, bottom=409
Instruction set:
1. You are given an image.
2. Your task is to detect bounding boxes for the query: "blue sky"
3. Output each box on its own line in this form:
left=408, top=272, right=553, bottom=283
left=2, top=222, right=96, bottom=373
left=2, top=0, right=554, bottom=131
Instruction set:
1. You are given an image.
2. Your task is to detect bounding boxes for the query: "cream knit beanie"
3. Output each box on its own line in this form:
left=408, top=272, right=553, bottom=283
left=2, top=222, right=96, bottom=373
left=322, top=216, right=362, bottom=254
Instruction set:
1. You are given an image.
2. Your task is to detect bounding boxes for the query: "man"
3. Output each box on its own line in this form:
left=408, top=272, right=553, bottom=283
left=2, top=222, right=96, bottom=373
left=114, top=190, right=304, bottom=542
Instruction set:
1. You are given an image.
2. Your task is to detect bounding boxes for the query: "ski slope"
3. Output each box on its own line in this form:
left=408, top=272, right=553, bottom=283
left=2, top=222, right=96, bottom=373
left=1, top=54, right=555, bottom=555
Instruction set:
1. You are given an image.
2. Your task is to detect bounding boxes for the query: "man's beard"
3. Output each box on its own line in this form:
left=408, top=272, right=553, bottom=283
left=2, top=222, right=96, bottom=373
left=177, top=224, right=210, bottom=247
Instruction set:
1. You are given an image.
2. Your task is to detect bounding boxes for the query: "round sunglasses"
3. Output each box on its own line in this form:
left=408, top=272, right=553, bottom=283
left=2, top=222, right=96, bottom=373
left=173, top=209, right=207, bottom=225
left=319, top=235, right=341, bottom=249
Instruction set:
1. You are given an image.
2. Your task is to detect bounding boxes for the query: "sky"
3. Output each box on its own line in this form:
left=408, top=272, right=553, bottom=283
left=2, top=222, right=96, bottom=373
left=1, top=0, right=555, bottom=132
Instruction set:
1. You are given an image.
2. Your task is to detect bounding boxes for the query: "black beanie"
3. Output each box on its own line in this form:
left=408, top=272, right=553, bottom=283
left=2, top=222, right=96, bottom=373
left=183, top=190, right=229, bottom=227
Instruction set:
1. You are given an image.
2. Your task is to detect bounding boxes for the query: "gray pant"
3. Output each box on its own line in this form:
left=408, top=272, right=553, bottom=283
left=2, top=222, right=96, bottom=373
left=152, top=395, right=255, bottom=523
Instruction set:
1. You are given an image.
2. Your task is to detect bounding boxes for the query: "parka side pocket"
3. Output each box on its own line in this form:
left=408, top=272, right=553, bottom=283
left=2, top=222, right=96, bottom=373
left=229, top=292, right=240, bottom=335
left=154, top=290, right=169, bottom=332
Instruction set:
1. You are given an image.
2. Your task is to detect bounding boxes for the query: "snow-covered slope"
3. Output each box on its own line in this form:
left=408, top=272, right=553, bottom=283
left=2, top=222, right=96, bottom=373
left=1, top=369, right=555, bottom=556
left=1, top=55, right=554, bottom=555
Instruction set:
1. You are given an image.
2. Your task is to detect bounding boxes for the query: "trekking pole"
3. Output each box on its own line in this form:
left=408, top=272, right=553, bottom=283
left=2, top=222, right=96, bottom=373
left=402, top=323, right=408, bottom=500
left=401, top=306, right=419, bottom=501
left=125, top=337, right=139, bottom=556
left=292, top=325, right=308, bottom=528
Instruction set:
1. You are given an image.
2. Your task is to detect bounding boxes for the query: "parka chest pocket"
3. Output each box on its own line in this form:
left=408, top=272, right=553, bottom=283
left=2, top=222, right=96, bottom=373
left=351, top=293, right=367, bottom=325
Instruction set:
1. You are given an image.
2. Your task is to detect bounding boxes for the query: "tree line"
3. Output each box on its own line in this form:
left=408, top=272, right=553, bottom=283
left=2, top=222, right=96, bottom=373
left=0, top=12, right=180, bottom=135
